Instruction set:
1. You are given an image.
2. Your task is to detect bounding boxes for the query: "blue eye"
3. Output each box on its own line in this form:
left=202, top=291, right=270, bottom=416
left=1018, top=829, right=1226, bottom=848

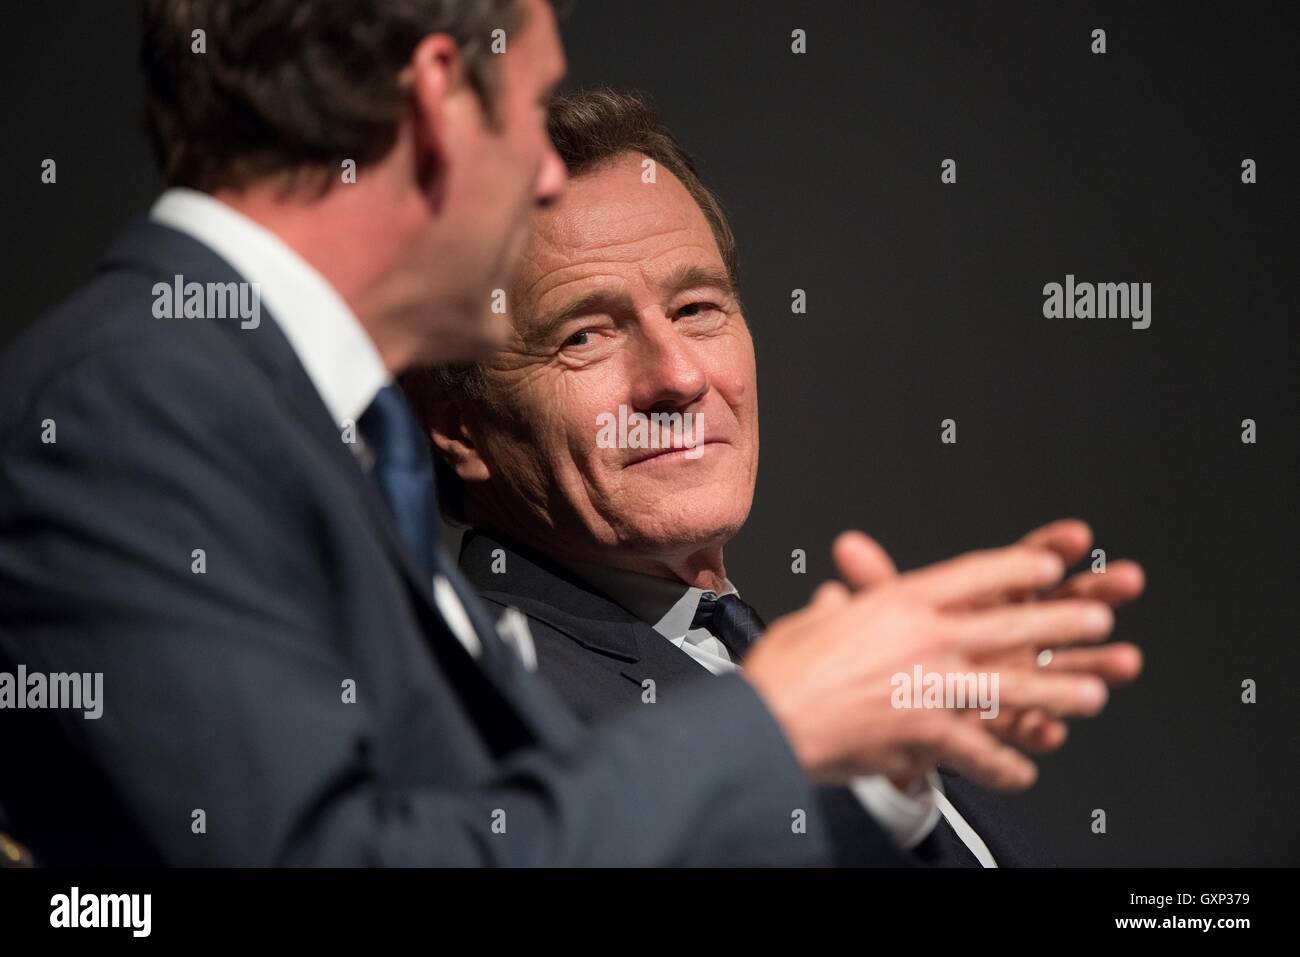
left=562, top=330, right=592, bottom=348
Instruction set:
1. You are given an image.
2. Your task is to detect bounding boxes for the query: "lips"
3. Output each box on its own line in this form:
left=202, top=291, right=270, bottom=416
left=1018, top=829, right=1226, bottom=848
left=625, top=440, right=727, bottom=467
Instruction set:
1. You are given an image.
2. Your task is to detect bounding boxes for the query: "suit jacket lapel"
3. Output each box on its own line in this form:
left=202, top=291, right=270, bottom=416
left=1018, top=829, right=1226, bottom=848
left=98, top=219, right=547, bottom=752
left=103, top=221, right=438, bottom=615
left=460, top=530, right=713, bottom=691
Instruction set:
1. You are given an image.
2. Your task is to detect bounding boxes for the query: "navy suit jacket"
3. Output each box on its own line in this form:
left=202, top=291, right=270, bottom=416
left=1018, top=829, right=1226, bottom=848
left=458, top=530, right=1053, bottom=867
left=0, top=219, right=833, bottom=866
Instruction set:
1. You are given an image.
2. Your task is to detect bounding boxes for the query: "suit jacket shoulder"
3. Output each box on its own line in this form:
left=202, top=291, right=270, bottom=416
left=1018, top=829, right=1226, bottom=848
left=0, top=221, right=836, bottom=867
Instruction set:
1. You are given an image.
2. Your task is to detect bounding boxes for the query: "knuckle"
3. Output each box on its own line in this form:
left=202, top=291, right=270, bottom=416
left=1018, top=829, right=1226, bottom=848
left=910, top=713, right=948, bottom=748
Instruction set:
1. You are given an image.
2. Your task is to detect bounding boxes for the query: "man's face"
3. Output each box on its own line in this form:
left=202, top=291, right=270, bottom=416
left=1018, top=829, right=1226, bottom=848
left=425, top=0, right=567, bottom=359
left=457, top=152, right=760, bottom=571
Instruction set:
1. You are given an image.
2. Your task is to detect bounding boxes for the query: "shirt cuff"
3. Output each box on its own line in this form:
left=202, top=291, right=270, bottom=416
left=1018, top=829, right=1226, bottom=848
left=847, top=771, right=944, bottom=849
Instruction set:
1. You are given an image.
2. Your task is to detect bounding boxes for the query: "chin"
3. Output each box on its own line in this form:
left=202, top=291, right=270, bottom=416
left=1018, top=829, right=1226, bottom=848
left=614, top=497, right=750, bottom=555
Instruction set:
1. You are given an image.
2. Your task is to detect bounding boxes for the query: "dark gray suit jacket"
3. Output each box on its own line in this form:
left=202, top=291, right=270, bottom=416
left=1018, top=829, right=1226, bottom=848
left=0, top=218, right=831, bottom=867
left=459, top=530, right=1054, bottom=867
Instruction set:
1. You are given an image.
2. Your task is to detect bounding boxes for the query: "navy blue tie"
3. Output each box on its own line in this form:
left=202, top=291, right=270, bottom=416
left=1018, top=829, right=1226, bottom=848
left=357, top=385, right=510, bottom=672
left=358, top=384, right=437, bottom=578
left=691, top=592, right=766, bottom=661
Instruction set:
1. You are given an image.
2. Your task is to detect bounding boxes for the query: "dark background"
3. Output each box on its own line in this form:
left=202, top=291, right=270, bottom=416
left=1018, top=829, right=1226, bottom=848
left=2, top=1, right=1296, bottom=865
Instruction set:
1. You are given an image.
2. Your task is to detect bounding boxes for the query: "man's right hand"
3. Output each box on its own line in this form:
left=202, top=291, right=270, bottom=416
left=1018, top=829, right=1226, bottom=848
left=744, top=539, right=1116, bottom=791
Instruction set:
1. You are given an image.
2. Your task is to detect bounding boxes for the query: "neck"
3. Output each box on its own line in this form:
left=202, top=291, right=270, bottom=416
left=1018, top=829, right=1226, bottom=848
left=636, top=545, right=730, bottom=593
left=213, top=174, right=439, bottom=375
left=481, top=517, right=731, bottom=593
left=566, top=542, right=733, bottom=594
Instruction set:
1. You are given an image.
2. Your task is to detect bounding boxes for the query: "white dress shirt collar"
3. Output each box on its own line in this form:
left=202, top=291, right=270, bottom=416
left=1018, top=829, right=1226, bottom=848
left=150, top=187, right=390, bottom=429
left=568, top=563, right=735, bottom=639
left=563, top=561, right=740, bottom=674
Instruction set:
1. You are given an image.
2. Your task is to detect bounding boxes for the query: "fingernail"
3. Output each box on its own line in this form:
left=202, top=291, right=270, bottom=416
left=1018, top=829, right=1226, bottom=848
left=1038, top=553, right=1064, bottom=579
left=1085, top=604, right=1113, bottom=632
left=1015, top=761, right=1038, bottom=789
left=1082, top=679, right=1108, bottom=710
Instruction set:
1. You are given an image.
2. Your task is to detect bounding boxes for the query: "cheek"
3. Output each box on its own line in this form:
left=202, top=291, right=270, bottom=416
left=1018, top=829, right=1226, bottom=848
left=478, top=378, right=564, bottom=487
left=505, top=109, right=546, bottom=186
left=558, top=371, right=644, bottom=499
left=483, top=429, right=545, bottom=494
left=713, top=337, right=759, bottom=425
left=494, top=375, right=613, bottom=500
left=562, top=384, right=617, bottom=479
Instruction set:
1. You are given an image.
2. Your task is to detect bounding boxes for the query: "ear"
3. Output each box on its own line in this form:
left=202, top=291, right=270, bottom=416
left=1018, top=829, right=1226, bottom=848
left=426, top=391, right=491, bottom=485
left=404, top=33, right=474, bottom=200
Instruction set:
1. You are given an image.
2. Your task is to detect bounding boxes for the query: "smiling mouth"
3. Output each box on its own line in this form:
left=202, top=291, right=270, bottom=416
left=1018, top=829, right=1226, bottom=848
left=626, top=441, right=726, bottom=467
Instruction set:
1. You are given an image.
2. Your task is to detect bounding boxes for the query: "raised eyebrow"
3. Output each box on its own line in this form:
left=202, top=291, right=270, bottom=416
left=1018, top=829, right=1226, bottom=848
left=661, top=264, right=736, bottom=299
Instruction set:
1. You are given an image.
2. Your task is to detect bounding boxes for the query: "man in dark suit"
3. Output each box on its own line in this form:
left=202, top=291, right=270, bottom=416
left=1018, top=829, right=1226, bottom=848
left=0, top=2, right=1125, bottom=866
left=412, top=89, right=1147, bottom=866
left=458, top=530, right=1053, bottom=866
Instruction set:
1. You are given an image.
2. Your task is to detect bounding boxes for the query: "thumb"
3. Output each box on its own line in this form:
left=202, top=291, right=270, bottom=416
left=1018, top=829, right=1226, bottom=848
left=832, top=530, right=898, bottom=592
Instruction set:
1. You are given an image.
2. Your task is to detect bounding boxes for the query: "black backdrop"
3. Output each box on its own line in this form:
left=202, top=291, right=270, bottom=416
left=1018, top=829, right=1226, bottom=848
left=1, top=1, right=1296, bottom=865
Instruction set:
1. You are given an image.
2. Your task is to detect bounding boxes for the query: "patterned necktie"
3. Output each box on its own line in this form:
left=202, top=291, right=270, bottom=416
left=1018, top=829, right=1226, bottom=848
left=690, top=592, right=767, bottom=661
left=357, top=384, right=437, bottom=577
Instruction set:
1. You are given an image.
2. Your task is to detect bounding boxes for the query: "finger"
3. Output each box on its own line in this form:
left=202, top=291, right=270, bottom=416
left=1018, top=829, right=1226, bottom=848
left=1044, top=560, right=1146, bottom=607
left=898, top=545, right=1065, bottom=608
left=993, top=669, right=1108, bottom=717
left=964, top=519, right=1091, bottom=607
left=805, top=580, right=851, bottom=620
left=919, top=718, right=1038, bottom=792
left=1043, top=642, right=1143, bottom=684
left=1007, top=709, right=1068, bottom=753
left=947, top=599, right=1114, bottom=654
left=970, top=706, right=1066, bottom=753
left=812, top=579, right=851, bottom=606
left=769, top=580, right=850, bottom=635
left=1018, top=518, right=1093, bottom=566
left=832, top=530, right=898, bottom=592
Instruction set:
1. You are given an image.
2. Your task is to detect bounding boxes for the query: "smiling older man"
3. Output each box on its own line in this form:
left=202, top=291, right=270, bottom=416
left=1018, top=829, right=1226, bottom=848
left=404, top=89, right=1145, bottom=866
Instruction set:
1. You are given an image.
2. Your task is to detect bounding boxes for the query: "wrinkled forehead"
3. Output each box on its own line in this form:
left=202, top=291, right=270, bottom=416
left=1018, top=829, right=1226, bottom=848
left=511, top=153, right=725, bottom=329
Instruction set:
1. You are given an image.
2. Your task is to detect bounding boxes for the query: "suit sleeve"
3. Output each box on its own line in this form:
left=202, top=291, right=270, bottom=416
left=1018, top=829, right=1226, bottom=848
left=0, top=334, right=830, bottom=866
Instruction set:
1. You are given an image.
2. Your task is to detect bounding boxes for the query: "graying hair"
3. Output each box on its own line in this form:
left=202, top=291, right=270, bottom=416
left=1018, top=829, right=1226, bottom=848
left=401, top=85, right=737, bottom=523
